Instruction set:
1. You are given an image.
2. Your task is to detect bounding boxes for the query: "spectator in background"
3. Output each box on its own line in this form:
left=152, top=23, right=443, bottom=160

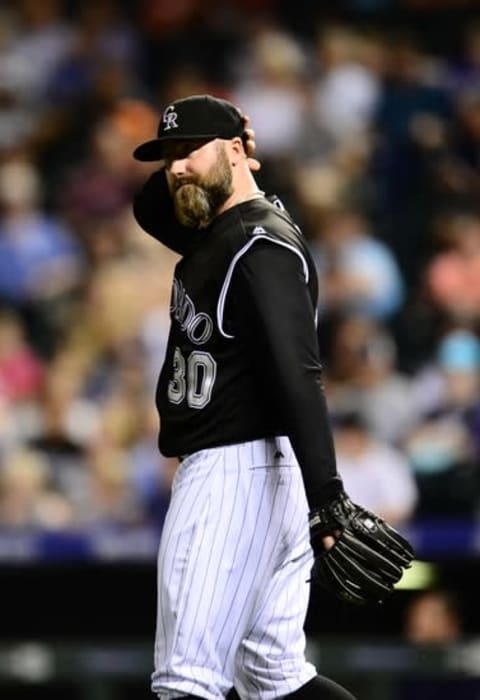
left=454, top=87, right=480, bottom=187
left=399, top=589, right=478, bottom=700
left=372, top=32, right=453, bottom=284
left=324, top=316, right=417, bottom=445
left=23, top=335, right=170, bottom=527
left=82, top=337, right=172, bottom=526
left=0, top=310, right=44, bottom=404
left=80, top=443, right=147, bottom=526
left=0, top=447, right=74, bottom=529
left=403, top=409, right=475, bottom=516
left=80, top=235, right=173, bottom=356
left=404, top=328, right=479, bottom=517
left=0, top=159, right=84, bottom=357
left=293, top=123, right=377, bottom=236
left=137, top=0, right=243, bottom=92
left=404, top=589, right=463, bottom=644
left=374, top=33, right=451, bottom=153
left=437, top=329, right=480, bottom=416
left=231, top=22, right=308, bottom=169
left=46, top=0, right=141, bottom=113
left=312, top=205, right=405, bottom=320
left=412, top=327, right=480, bottom=418
left=312, top=24, right=382, bottom=146
left=58, top=99, right=158, bottom=262
left=128, top=403, right=176, bottom=526
left=159, top=62, right=225, bottom=108
left=0, top=8, right=39, bottom=152
left=425, top=210, right=480, bottom=323
left=443, top=22, right=480, bottom=97
left=9, top=0, right=75, bottom=105
left=333, top=410, right=418, bottom=527
left=26, top=345, right=96, bottom=512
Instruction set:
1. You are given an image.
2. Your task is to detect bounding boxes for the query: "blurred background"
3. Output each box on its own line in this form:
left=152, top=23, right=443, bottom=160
left=0, top=0, right=480, bottom=698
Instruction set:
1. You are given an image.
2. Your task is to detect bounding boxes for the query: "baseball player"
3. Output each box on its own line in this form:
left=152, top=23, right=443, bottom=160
left=133, top=95, right=413, bottom=700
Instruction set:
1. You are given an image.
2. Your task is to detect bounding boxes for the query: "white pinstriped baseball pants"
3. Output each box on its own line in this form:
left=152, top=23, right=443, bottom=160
left=152, top=437, right=316, bottom=700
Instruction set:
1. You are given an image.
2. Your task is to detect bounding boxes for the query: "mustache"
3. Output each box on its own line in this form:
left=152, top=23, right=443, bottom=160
left=173, top=178, right=202, bottom=192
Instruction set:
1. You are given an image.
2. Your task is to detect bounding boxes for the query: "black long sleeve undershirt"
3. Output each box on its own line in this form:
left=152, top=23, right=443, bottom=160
left=133, top=169, right=205, bottom=256
left=230, top=241, right=344, bottom=509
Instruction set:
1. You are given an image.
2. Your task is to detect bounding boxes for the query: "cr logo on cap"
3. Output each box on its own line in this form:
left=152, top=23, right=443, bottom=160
left=163, top=105, right=179, bottom=131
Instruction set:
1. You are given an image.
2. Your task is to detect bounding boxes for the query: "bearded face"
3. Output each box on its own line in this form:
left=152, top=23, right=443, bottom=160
left=171, top=143, right=233, bottom=228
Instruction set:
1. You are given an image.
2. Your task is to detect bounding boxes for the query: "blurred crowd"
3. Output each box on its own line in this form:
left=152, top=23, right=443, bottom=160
left=0, top=0, right=479, bottom=533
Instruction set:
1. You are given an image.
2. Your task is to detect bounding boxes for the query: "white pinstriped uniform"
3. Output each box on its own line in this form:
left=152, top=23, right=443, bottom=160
left=152, top=436, right=316, bottom=700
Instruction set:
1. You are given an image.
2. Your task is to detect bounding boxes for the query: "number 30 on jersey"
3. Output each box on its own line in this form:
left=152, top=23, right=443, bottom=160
left=167, top=347, right=217, bottom=409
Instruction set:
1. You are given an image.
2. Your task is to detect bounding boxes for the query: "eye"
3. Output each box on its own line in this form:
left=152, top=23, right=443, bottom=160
left=164, top=139, right=210, bottom=167
left=183, top=143, right=199, bottom=157
left=184, top=140, right=209, bottom=156
left=164, top=142, right=196, bottom=164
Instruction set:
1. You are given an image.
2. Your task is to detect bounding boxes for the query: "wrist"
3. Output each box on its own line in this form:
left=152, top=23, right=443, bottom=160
left=308, top=477, right=345, bottom=510
left=308, top=491, right=354, bottom=553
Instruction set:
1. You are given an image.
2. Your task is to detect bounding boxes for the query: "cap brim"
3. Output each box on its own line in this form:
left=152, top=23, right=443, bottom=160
left=133, top=139, right=166, bottom=162
left=133, top=133, right=220, bottom=162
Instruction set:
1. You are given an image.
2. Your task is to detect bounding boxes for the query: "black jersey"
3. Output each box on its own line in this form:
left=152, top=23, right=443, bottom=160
left=156, top=195, right=316, bottom=454
left=134, top=171, right=343, bottom=506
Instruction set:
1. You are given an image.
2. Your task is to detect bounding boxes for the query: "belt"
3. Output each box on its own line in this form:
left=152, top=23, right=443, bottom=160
left=178, top=436, right=289, bottom=464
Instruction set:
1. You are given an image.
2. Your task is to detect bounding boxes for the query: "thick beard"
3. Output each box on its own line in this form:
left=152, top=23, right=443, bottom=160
left=173, top=145, right=233, bottom=228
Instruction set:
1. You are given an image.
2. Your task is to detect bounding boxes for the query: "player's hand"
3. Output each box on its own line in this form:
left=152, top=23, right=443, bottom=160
left=322, top=534, right=338, bottom=551
left=241, top=114, right=261, bottom=171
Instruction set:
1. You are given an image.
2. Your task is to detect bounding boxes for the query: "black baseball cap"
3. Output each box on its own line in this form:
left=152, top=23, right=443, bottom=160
left=133, top=94, right=244, bottom=162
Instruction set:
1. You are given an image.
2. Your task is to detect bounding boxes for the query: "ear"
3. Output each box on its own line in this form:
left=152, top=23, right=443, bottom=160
left=228, top=137, right=245, bottom=166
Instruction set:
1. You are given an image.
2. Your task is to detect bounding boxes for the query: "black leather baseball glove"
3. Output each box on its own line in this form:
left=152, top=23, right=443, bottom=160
left=309, top=494, right=414, bottom=605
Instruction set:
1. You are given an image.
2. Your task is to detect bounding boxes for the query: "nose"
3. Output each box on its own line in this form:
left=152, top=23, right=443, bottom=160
left=168, top=157, right=188, bottom=177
